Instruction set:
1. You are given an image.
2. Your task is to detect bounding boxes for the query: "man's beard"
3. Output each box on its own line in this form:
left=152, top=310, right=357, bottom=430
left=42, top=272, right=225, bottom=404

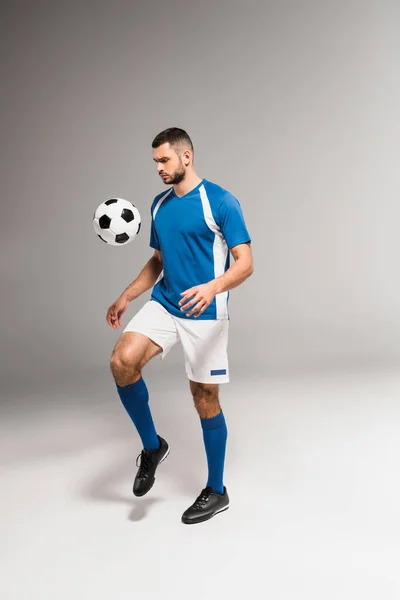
left=164, top=161, right=186, bottom=185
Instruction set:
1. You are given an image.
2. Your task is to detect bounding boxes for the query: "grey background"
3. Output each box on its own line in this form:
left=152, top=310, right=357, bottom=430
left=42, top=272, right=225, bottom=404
left=2, top=3, right=400, bottom=599
left=1, top=0, right=400, bottom=383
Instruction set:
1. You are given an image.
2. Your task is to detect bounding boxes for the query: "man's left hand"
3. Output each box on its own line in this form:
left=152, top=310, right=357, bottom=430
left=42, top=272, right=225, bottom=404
left=179, top=282, right=217, bottom=318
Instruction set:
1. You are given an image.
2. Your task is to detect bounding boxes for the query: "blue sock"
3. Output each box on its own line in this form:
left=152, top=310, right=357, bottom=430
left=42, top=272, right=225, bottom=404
left=116, top=377, right=160, bottom=451
left=200, top=411, right=227, bottom=495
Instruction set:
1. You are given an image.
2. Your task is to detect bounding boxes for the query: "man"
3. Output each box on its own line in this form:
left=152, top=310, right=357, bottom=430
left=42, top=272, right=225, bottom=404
left=106, top=127, right=253, bottom=524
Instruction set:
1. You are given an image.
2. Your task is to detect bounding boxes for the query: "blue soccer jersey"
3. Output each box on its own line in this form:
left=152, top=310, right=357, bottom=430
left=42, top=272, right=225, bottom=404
left=149, top=178, right=251, bottom=320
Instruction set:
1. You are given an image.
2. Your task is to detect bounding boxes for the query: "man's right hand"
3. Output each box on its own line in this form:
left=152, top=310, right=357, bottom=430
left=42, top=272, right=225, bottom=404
left=106, top=295, right=130, bottom=329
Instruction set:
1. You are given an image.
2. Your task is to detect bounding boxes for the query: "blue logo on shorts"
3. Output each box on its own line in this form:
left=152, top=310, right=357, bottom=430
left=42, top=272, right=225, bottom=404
left=210, top=369, right=227, bottom=376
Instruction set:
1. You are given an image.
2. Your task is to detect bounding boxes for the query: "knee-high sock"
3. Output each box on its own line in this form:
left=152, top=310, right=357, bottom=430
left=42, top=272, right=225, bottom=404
left=200, top=411, right=227, bottom=495
left=116, top=377, right=160, bottom=451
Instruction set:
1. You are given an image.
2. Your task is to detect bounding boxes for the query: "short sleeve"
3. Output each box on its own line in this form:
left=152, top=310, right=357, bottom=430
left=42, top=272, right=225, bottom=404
left=217, top=194, right=251, bottom=249
left=149, top=210, right=161, bottom=250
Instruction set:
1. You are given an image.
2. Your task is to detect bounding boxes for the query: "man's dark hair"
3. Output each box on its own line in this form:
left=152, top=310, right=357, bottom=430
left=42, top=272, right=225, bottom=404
left=152, top=127, right=194, bottom=156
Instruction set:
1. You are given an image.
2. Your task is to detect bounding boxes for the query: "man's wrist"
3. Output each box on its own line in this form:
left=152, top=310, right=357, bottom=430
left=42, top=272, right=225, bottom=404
left=121, top=291, right=132, bottom=303
left=211, top=278, right=223, bottom=295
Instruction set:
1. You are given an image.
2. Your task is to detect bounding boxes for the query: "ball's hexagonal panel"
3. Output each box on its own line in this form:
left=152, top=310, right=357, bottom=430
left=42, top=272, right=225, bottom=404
left=128, top=220, right=140, bottom=236
left=105, top=198, right=118, bottom=206
left=105, top=204, right=121, bottom=219
left=110, top=216, right=127, bottom=235
left=98, top=227, right=116, bottom=244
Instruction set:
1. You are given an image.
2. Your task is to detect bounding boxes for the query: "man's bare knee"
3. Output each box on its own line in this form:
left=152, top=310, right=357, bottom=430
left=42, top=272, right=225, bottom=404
left=110, top=332, right=162, bottom=386
left=189, top=381, right=221, bottom=418
left=190, top=381, right=219, bottom=398
left=110, top=347, right=140, bottom=382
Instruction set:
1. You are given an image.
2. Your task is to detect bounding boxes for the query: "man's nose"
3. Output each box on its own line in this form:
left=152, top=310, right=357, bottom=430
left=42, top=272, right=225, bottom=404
left=157, top=163, right=163, bottom=172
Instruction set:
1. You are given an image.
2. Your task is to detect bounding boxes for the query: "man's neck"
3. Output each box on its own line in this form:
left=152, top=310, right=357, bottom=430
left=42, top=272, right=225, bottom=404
left=173, top=173, right=203, bottom=198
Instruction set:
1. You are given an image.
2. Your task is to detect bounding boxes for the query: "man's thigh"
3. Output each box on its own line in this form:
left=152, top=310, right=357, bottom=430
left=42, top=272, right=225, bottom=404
left=111, top=331, right=163, bottom=368
left=123, top=300, right=179, bottom=360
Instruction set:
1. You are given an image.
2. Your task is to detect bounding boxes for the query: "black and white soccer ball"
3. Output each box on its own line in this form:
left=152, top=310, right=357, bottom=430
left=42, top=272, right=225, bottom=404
left=93, top=198, right=141, bottom=246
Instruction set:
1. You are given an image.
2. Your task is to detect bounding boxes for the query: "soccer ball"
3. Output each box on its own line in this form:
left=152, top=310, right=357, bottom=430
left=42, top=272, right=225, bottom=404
left=93, top=198, right=141, bottom=246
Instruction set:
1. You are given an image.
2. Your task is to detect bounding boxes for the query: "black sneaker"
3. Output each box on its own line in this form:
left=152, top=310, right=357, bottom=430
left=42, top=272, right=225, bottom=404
left=133, top=435, right=170, bottom=497
left=181, top=486, right=229, bottom=524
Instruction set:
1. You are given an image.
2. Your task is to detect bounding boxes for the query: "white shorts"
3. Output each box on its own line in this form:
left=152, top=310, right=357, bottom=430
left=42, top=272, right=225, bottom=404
left=123, top=300, right=229, bottom=384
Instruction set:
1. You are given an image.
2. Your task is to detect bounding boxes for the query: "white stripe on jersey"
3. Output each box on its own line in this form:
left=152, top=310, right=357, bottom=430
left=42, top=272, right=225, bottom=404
left=153, top=188, right=173, bottom=219
left=199, top=184, right=229, bottom=319
left=152, top=189, right=173, bottom=285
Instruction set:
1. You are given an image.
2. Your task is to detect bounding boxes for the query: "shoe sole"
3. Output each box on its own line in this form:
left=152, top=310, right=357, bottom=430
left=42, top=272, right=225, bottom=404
left=133, top=445, right=170, bottom=497
left=181, top=504, right=229, bottom=525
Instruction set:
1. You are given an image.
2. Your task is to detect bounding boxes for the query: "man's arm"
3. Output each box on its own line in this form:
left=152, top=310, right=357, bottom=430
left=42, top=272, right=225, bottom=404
left=120, top=250, right=163, bottom=302
left=212, top=242, right=253, bottom=294
left=178, top=242, right=253, bottom=317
